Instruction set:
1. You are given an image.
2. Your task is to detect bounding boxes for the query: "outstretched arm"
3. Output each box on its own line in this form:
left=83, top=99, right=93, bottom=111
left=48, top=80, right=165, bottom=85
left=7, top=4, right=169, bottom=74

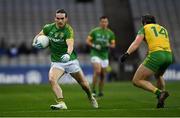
left=127, top=35, right=144, bottom=54
left=66, top=38, right=74, bottom=55
left=60, top=38, right=74, bottom=63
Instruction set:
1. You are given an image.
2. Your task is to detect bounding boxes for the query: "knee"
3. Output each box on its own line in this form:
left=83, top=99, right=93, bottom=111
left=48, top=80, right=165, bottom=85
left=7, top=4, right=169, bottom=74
left=49, top=75, right=57, bottom=85
left=132, top=78, right=139, bottom=86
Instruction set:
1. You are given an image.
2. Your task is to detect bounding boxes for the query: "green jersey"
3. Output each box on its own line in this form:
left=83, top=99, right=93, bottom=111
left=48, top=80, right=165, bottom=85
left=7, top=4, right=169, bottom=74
left=89, top=27, right=115, bottom=59
left=43, top=23, right=77, bottom=62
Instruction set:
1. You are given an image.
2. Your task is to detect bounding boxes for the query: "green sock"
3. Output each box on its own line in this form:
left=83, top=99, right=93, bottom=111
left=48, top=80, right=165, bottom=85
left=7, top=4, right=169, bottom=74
left=155, top=89, right=161, bottom=97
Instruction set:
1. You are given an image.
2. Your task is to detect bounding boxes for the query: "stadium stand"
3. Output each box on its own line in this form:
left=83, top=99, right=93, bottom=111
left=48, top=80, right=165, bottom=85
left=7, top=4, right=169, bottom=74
left=0, top=0, right=180, bottom=65
left=0, top=0, right=103, bottom=65
left=129, top=0, right=180, bottom=62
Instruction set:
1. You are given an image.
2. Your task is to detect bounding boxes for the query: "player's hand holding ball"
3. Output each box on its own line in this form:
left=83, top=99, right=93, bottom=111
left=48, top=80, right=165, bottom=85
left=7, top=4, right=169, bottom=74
left=32, top=40, right=43, bottom=49
left=32, top=35, right=49, bottom=49
left=61, top=53, right=70, bottom=63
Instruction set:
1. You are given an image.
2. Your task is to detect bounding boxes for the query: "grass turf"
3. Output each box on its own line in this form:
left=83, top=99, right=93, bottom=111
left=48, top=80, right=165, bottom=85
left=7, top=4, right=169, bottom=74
left=0, top=81, right=180, bottom=117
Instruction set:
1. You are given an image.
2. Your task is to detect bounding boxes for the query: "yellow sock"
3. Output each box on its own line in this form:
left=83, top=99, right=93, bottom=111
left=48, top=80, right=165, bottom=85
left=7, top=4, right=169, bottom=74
left=153, top=88, right=158, bottom=94
left=153, top=88, right=161, bottom=97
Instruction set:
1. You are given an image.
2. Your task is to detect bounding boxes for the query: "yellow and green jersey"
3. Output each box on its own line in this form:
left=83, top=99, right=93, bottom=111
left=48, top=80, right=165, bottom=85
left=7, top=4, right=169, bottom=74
left=89, top=27, right=115, bottom=59
left=43, top=23, right=77, bottom=62
left=138, top=24, right=172, bottom=53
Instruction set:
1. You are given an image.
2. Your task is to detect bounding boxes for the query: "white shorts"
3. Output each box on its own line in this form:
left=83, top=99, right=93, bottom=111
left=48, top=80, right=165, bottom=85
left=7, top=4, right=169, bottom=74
left=51, top=59, right=81, bottom=73
left=91, top=56, right=109, bottom=68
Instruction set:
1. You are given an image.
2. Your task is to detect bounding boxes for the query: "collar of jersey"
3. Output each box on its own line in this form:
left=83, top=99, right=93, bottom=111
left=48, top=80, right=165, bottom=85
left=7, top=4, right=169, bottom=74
left=55, top=24, right=67, bottom=30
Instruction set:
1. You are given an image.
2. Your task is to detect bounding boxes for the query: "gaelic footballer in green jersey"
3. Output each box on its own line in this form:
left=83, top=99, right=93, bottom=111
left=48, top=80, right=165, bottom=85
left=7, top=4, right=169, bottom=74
left=32, top=9, right=98, bottom=110
left=43, top=23, right=77, bottom=62
left=86, top=16, right=116, bottom=97
left=89, top=27, right=115, bottom=60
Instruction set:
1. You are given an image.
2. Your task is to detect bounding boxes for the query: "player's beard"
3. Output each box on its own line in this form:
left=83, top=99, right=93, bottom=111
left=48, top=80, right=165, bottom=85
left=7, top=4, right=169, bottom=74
left=57, top=22, right=65, bottom=28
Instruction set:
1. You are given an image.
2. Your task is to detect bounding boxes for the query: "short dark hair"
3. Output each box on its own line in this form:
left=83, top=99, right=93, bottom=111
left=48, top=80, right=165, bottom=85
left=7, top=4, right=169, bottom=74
left=100, top=16, right=108, bottom=20
left=56, top=9, right=67, bottom=17
left=141, top=14, right=156, bottom=25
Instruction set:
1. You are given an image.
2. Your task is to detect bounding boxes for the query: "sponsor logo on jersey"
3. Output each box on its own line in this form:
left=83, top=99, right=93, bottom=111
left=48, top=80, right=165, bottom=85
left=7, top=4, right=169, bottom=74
left=60, top=33, right=64, bottom=38
left=49, top=37, right=64, bottom=42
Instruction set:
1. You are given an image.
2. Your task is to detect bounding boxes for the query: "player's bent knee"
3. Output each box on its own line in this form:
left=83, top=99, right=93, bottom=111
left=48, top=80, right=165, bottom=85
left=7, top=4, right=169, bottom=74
left=49, top=75, right=57, bottom=84
left=132, top=79, right=139, bottom=86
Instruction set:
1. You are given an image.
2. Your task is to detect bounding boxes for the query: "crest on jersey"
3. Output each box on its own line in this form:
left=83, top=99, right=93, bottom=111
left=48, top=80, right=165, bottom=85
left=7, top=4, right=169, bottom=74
left=54, top=32, right=59, bottom=38
left=60, top=33, right=64, bottom=38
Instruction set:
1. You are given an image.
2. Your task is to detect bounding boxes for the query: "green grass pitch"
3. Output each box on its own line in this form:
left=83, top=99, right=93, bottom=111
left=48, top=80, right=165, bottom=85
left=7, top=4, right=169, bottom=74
left=0, top=81, right=180, bottom=117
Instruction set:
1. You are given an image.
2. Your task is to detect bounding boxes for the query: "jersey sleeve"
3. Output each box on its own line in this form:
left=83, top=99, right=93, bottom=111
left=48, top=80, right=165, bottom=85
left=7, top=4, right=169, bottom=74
left=137, top=26, right=145, bottom=35
left=43, top=24, right=52, bottom=35
left=66, top=25, right=74, bottom=39
left=89, top=29, right=95, bottom=38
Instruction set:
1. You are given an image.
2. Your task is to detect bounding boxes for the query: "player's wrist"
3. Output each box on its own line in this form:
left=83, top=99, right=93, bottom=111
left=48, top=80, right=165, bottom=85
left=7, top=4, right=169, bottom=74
left=120, top=52, right=130, bottom=63
left=125, top=52, right=130, bottom=55
left=66, top=52, right=71, bottom=56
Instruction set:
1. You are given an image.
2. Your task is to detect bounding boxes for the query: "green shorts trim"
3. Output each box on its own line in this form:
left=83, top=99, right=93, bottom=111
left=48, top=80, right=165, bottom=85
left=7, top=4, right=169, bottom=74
left=143, top=51, right=173, bottom=73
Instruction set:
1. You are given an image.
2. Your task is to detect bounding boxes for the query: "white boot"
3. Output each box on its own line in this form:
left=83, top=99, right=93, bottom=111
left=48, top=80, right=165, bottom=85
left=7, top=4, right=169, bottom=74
left=50, top=101, right=67, bottom=110
left=90, top=96, right=99, bottom=108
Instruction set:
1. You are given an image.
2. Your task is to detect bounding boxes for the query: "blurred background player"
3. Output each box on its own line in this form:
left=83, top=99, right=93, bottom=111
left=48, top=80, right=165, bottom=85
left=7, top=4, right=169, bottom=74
left=86, top=16, right=116, bottom=97
left=120, top=14, right=173, bottom=108
left=32, top=9, right=98, bottom=110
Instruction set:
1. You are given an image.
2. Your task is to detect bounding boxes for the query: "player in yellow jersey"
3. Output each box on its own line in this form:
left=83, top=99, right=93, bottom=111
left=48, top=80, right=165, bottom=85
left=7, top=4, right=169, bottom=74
left=120, top=15, right=173, bottom=108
